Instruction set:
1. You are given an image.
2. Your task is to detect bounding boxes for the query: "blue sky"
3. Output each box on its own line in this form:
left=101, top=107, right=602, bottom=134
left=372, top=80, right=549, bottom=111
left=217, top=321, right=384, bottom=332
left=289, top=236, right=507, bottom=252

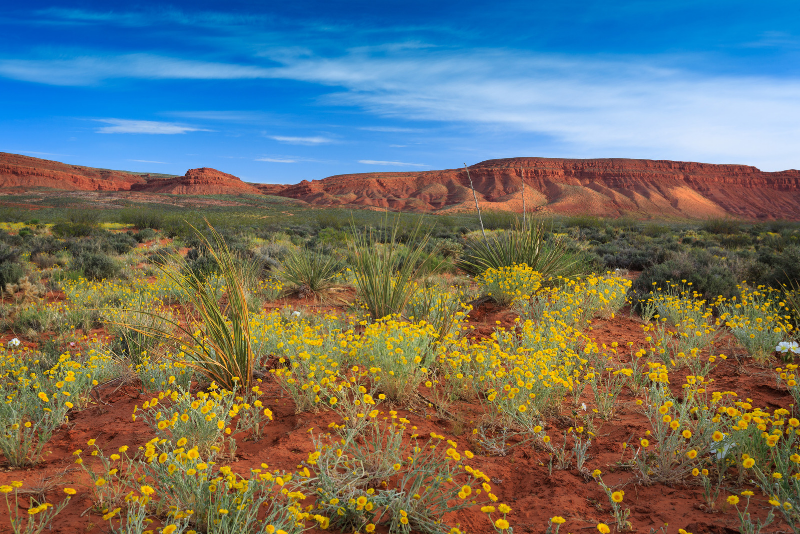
left=1, top=1, right=799, bottom=183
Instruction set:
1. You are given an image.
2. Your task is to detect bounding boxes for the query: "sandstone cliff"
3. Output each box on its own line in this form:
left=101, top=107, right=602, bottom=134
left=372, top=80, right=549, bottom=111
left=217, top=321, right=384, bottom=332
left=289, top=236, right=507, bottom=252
left=0, top=152, right=146, bottom=191
left=132, top=168, right=261, bottom=195
left=258, top=157, right=800, bottom=220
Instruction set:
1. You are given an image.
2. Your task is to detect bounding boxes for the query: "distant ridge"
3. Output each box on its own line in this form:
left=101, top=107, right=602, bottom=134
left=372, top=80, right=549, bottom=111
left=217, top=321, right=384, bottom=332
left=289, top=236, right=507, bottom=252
left=257, top=157, right=800, bottom=220
left=2, top=152, right=800, bottom=219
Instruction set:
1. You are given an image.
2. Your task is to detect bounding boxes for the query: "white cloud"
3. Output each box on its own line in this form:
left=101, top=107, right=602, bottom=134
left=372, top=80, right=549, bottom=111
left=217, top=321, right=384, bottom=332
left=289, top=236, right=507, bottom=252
left=359, top=160, right=427, bottom=167
left=256, top=157, right=297, bottom=163
left=95, top=119, right=210, bottom=134
left=0, top=54, right=273, bottom=86
left=267, top=135, right=333, bottom=145
left=2, top=43, right=800, bottom=169
left=266, top=49, right=800, bottom=170
left=359, top=126, right=421, bottom=132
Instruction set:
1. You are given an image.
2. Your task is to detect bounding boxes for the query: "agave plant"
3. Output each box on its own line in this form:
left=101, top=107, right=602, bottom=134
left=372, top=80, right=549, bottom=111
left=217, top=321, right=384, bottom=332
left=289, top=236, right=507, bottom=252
left=348, top=218, right=439, bottom=320
left=458, top=219, right=590, bottom=280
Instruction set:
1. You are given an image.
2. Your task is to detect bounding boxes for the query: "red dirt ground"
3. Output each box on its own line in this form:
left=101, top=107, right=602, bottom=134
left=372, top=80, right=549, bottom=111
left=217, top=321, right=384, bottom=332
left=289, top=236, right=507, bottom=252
left=0, top=299, right=795, bottom=534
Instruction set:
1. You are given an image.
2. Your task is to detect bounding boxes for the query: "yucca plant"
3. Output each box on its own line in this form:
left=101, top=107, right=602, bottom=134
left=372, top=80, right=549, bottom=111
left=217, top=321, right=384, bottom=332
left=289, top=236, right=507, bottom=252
left=348, top=218, right=439, bottom=320
left=117, top=222, right=256, bottom=391
left=458, top=219, right=590, bottom=279
left=277, top=248, right=343, bottom=297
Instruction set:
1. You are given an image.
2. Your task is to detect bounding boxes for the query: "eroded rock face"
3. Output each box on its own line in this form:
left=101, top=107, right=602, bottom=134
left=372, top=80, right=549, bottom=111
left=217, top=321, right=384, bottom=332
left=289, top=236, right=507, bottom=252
left=259, top=157, right=800, bottom=219
left=0, top=152, right=146, bottom=191
left=132, top=168, right=261, bottom=195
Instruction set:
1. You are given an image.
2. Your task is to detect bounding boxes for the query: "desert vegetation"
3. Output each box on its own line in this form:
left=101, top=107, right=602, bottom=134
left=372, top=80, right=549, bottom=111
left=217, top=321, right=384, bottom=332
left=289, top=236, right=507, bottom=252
left=0, top=207, right=799, bottom=534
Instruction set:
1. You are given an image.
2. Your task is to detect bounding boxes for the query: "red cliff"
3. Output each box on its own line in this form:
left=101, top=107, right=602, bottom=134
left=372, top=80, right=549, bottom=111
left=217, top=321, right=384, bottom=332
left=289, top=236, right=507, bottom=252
left=259, top=157, right=800, bottom=220
left=0, top=152, right=146, bottom=191
left=132, top=168, right=261, bottom=195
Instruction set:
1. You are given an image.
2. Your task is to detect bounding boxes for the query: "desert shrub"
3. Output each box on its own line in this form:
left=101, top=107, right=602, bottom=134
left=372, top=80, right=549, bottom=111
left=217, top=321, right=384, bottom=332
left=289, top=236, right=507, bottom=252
left=459, top=220, right=592, bottom=279
left=633, top=249, right=741, bottom=302
left=72, top=252, right=119, bottom=281
left=132, top=228, right=157, bottom=242
left=642, top=223, right=670, bottom=237
left=481, top=210, right=520, bottom=230
left=51, top=221, right=95, bottom=238
left=563, top=214, right=604, bottom=229
left=700, top=218, right=741, bottom=235
left=184, top=248, right=219, bottom=281
left=105, top=232, right=138, bottom=254
left=277, top=248, right=343, bottom=296
left=753, top=245, right=800, bottom=288
left=0, top=256, right=24, bottom=290
left=66, top=209, right=100, bottom=225
left=146, top=223, right=258, bottom=390
left=118, top=208, right=164, bottom=229
left=31, top=252, right=58, bottom=269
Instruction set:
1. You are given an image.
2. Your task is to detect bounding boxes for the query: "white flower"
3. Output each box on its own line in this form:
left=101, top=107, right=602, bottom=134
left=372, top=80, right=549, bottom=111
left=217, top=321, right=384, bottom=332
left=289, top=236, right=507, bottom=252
left=581, top=403, right=587, bottom=411
left=291, top=311, right=301, bottom=318
left=7, top=338, right=20, bottom=348
left=776, top=341, right=800, bottom=354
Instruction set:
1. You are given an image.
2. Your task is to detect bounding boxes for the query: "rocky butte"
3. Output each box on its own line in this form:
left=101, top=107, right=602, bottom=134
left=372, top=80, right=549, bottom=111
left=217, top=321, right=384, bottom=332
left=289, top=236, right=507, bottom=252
left=258, top=157, right=800, bottom=220
left=3, top=153, right=800, bottom=219
left=131, top=167, right=261, bottom=196
left=0, top=152, right=146, bottom=191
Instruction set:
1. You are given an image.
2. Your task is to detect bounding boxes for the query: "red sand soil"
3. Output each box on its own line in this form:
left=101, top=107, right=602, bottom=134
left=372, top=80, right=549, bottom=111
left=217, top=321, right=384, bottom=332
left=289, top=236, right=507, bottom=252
left=0, top=295, right=794, bottom=534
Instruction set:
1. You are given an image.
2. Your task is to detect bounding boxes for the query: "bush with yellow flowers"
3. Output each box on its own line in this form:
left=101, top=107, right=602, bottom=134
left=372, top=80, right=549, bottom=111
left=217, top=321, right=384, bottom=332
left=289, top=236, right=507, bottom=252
left=133, top=385, right=237, bottom=456
left=352, top=317, right=441, bottom=403
left=405, top=279, right=473, bottom=339
left=635, top=371, right=731, bottom=485
left=307, top=414, right=510, bottom=534
left=776, top=364, right=800, bottom=405
left=478, top=263, right=542, bottom=306
left=1, top=481, right=75, bottom=534
left=0, top=346, right=117, bottom=466
left=639, top=282, right=720, bottom=366
left=718, top=285, right=794, bottom=361
left=77, top=438, right=322, bottom=534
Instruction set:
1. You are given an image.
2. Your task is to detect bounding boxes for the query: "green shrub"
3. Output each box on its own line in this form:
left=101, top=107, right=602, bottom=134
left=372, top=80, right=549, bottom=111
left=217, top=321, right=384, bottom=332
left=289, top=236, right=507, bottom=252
left=118, top=208, right=164, bottom=230
left=51, top=221, right=95, bottom=238
left=633, top=249, right=743, bottom=302
left=132, top=228, right=157, bottom=242
left=700, top=218, right=741, bottom=235
left=106, top=233, right=138, bottom=254
left=72, top=252, right=119, bottom=281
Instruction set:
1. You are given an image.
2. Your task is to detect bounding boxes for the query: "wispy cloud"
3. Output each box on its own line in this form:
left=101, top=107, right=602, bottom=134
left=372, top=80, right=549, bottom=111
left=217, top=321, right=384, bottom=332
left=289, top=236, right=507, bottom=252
left=266, top=49, right=800, bottom=170
left=267, top=135, right=334, bottom=145
left=128, top=159, right=168, bottom=163
left=359, top=126, right=421, bottom=132
left=166, top=110, right=274, bottom=123
left=359, top=160, right=427, bottom=167
left=0, top=54, right=273, bottom=86
left=256, top=157, right=297, bottom=163
left=95, top=119, right=210, bottom=134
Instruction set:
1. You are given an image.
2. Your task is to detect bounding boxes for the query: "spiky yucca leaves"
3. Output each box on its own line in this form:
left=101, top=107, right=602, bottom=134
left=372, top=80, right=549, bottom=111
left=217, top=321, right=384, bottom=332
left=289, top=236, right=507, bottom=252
left=348, top=219, right=438, bottom=320
left=122, top=222, right=256, bottom=391
left=277, top=248, right=343, bottom=297
left=459, top=219, right=589, bottom=279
